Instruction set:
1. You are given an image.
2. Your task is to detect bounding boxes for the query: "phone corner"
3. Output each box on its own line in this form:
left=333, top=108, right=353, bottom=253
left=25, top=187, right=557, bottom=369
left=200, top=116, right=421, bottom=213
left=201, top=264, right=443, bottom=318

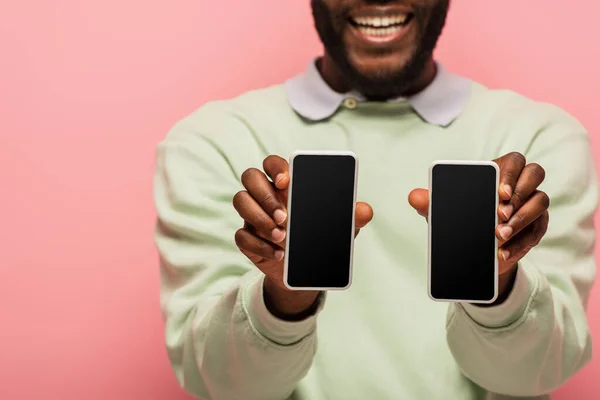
left=350, top=151, right=359, bottom=168
left=288, top=150, right=302, bottom=163
left=476, top=293, right=499, bottom=305
left=489, top=160, right=500, bottom=173
left=490, top=270, right=500, bottom=304
left=428, top=294, right=450, bottom=303
left=347, top=150, right=358, bottom=159
left=429, top=160, right=442, bottom=171
left=282, top=279, right=298, bottom=291
left=426, top=286, right=440, bottom=302
left=341, top=277, right=353, bottom=291
left=427, top=291, right=437, bottom=302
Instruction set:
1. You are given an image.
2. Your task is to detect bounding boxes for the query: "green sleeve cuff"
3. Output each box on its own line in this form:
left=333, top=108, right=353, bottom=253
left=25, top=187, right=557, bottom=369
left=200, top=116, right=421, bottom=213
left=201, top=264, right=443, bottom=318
left=460, top=262, right=539, bottom=328
left=242, top=274, right=325, bottom=346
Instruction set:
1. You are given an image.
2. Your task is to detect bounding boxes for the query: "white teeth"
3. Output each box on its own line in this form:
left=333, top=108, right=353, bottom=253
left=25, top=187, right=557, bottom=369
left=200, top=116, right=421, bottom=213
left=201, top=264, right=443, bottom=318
left=353, top=14, right=408, bottom=28
left=357, top=25, right=403, bottom=37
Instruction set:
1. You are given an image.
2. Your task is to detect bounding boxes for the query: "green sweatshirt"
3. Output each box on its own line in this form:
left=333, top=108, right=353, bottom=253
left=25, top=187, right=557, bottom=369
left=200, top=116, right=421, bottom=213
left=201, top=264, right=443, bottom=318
left=153, top=62, right=598, bottom=400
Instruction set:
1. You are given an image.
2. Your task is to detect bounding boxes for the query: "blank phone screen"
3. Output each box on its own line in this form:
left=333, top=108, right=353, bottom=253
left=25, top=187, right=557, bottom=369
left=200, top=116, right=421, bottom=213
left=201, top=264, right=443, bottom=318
left=430, top=163, right=498, bottom=301
left=286, top=154, right=356, bottom=289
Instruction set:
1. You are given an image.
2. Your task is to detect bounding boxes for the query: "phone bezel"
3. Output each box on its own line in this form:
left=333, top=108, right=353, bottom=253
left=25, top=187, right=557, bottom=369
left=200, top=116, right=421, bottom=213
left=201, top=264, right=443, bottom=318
left=427, top=160, right=500, bottom=304
left=283, top=150, right=359, bottom=291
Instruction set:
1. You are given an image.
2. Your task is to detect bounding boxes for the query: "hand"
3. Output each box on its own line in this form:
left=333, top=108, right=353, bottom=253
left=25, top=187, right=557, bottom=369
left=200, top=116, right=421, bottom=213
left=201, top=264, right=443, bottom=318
left=233, top=155, right=374, bottom=317
left=408, top=152, right=550, bottom=302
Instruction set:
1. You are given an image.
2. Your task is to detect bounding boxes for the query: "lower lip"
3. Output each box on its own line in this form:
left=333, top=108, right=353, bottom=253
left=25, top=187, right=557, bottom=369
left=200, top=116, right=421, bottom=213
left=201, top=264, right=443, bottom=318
left=349, top=21, right=411, bottom=45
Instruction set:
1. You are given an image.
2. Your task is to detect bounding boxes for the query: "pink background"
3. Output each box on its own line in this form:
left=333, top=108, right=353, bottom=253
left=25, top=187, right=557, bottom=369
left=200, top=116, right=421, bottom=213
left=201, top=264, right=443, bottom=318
left=1, top=1, right=598, bottom=399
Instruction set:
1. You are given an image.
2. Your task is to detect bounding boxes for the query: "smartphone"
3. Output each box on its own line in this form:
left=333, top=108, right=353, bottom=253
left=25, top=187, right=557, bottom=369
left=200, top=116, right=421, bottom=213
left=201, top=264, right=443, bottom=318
left=428, top=160, right=499, bottom=303
left=283, top=150, right=358, bottom=290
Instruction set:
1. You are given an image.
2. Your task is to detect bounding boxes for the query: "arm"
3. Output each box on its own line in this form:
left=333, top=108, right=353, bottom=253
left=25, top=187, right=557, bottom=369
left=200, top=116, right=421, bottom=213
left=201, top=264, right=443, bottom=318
left=446, top=124, right=598, bottom=396
left=153, top=115, right=322, bottom=400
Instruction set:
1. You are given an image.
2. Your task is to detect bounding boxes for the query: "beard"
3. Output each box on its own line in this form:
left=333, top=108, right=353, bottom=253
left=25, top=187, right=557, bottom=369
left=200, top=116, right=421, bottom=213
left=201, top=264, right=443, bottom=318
left=311, top=0, right=450, bottom=99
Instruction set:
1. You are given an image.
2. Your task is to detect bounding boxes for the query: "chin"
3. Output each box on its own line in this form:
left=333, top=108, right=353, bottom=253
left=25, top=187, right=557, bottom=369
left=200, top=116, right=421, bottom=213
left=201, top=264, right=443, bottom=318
left=348, top=52, right=413, bottom=82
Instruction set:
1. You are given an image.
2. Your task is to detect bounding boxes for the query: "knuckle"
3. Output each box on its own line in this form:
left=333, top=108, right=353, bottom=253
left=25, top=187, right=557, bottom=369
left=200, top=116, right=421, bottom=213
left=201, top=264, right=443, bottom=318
left=536, top=213, right=550, bottom=239
left=513, top=211, right=527, bottom=228
left=539, top=191, right=550, bottom=209
left=508, top=152, right=526, bottom=166
left=255, top=212, right=275, bottom=231
left=241, top=168, right=260, bottom=185
left=540, top=219, right=549, bottom=237
left=234, top=229, right=246, bottom=247
left=232, top=190, right=246, bottom=207
left=528, top=163, right=546, bottom=181
left=257, top=238, right=271, bottom=252
left=262, top=192, right=280, bottom=210
left=263, top=155, right=287, bottom=176
left=512, top=189, right=525, bottom=205
left=504, top=169, right=516, bottom=180
left=503, top=170, right=518, bottom=184
left=262, top=155, right=277, bottom=169
left=531, top=224, right=540, bottom=243
left=263, top=155, right=283, bottom=172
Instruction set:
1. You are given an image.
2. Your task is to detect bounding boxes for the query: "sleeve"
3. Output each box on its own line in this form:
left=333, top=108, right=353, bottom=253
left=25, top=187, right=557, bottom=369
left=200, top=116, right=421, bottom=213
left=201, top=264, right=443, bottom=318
left=445, top=112, right=599, bottom=397
left=153, top=112, right=324, bottom=400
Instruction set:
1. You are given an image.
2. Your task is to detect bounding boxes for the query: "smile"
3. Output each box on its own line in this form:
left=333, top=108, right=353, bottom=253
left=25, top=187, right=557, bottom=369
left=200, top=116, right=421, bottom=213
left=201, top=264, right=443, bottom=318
left=349, top=13, right=414, bottom=43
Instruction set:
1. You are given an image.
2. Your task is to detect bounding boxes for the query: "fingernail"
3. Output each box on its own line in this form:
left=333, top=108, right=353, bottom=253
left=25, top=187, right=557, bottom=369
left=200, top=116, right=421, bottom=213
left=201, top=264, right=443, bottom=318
left=274, top=250, right=284, bottom=261
left=501, top=204, right=513, bottom=219
left=271, top=228, right=286, bottom=243
left=274, top=209, right=287, bottom=225
left=499, top=225, right=513, bottom=240
left=275, top=174, right=285, bottom=186
left=504, top=184, right=512, bottom=197
left=501, top=249, right=510, bottom=261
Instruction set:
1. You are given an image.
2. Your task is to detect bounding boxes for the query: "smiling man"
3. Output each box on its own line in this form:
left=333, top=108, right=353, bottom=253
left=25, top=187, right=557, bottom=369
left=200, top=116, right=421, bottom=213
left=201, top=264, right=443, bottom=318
left=153, top=1, right=598, bottom=399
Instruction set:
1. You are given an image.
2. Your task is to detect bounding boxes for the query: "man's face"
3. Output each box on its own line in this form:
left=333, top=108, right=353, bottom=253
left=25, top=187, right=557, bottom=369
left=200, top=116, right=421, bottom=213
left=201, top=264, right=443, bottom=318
left=311, top=0, right=450, bottom=98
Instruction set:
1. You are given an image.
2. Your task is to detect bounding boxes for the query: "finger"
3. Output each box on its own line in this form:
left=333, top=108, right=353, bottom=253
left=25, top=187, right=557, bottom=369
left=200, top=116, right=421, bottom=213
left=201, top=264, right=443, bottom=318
left=408, top=188, right=429, bottom=219
left=355, top=202, right=374, bottom=234
left=241, top=167, right=288, bottom=226
left=507, top=163, right=545, bottom=214
left=263, top=155, right=290, bottom=190
left=496, top=190, right=549, bottom=243
left=233, top=190, right=286, bottom=243
left=263, top=156, right=290, bottom=207
left=495, top=152, right=526, bottom=202
left=235, top=228, right=284, bottom=261
left=498, top=210, right=549, bottom=263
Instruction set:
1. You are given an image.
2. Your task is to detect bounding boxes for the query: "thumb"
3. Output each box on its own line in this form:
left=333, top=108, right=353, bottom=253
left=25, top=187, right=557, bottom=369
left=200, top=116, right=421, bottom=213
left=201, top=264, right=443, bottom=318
left=354, top=202, right=374, bottom=236
left=408, top=189, right=429, bottom=219
left=355, top=202, right=374, bottom=228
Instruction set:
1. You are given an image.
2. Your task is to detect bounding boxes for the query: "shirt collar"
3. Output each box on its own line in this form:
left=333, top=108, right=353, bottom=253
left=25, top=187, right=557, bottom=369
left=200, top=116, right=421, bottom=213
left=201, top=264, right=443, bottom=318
left=284, top=58, right=472, bottom=127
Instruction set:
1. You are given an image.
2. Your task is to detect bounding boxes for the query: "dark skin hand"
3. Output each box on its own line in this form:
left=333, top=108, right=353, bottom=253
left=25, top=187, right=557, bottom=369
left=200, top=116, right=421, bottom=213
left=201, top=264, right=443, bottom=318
left=233, top=155, right=374, bottom=318
left=233, top=2, right=535, bottom=314
left=408, top=152, right=550, bottom=303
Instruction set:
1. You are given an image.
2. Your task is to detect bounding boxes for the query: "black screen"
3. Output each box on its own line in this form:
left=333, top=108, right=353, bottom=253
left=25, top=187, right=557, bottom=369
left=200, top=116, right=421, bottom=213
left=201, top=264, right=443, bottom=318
left=286, top=154, right=356, bottom=288
left=430, top=163, right=497, bottom=301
